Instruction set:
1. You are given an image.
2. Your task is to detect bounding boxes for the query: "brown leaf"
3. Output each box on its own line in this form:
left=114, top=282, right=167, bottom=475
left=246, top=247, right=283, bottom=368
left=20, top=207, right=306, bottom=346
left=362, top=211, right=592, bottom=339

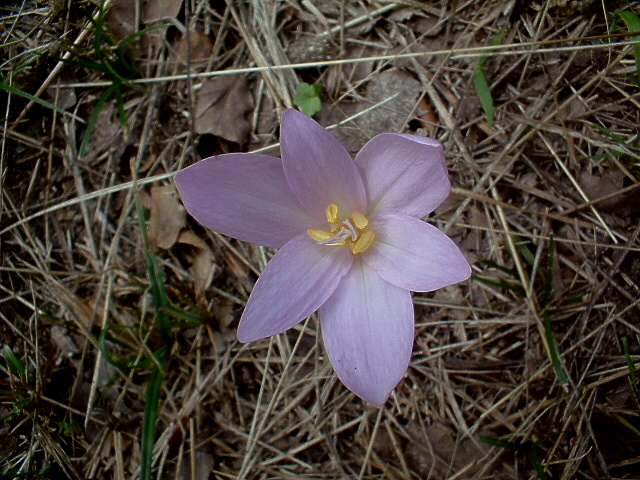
left=418, top=96, right=437, bottom=137
left=104, top=0, right=137, bottom=40
left=143, top=0, right=183, bottom=22
left=148, top=184, right=186, bottom=249
left=320, top=69, right=421, bottom=152
left=176, top=31, right=214, bottom=64
left=85, top=100, right=121, bottom=161
left=177, top=230, right=217, bottom=298
left=579, top=170, right=625, bottom=210
left=194, top=76, right=254, bottom=144
left=176, top=229, right=207, bottom=249
left=177, top=451, right=214, bottom=480
left=190, top=246, right=216, bottom=299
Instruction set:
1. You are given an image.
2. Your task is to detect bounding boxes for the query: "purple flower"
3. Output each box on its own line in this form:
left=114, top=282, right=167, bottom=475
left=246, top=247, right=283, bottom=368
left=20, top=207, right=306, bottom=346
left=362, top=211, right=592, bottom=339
left=175, top=109, right=470, bottom=406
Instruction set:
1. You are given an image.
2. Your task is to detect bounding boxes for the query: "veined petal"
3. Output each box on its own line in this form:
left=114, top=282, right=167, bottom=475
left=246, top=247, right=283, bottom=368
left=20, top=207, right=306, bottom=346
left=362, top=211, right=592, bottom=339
left=175, top=153, right=313, bottom=248
left=365, top=213, right=471, bottom=292
left=280, top=109, right=367, bottom=220
left=320, top=261, right=414, bottom=407
left=355, top=134, right=450, bottom=218
left=238, top=232, right=353, bottom=343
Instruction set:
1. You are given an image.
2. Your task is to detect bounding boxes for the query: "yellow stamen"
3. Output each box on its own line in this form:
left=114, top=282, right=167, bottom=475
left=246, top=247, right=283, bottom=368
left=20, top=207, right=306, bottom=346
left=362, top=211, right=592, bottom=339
left=326, top=203, right=339, bottom=223
left=351, top=210, right=369, bottom=230
left=307, top=229, right=332, bottom=242
left=350, top=230, right=375, bottom=254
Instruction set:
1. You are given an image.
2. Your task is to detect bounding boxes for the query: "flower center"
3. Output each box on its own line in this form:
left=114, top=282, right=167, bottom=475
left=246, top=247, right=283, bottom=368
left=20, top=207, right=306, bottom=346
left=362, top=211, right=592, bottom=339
left=307, top=202, right=375, bottom=254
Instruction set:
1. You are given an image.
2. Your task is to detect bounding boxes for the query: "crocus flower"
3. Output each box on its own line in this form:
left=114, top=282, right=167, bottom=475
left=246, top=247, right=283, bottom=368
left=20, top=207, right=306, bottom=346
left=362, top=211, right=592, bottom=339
left=175, top=109, right=470, bottom=406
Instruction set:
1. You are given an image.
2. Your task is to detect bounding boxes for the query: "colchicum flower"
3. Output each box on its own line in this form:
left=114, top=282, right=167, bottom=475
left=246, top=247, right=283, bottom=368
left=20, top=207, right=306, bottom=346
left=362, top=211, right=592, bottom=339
left=175, top=109, right=471, bottom=406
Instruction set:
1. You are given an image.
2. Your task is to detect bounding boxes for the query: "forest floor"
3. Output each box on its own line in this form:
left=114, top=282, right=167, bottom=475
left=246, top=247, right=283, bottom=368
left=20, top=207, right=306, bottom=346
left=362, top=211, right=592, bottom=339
left=1, top=0, right=640, bottom=479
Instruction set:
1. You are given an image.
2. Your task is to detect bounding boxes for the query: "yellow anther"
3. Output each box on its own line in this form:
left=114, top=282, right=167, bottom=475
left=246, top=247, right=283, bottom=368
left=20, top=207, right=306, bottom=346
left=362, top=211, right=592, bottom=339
left=350, top=230, right=375, bottom=254
left=307, top=229, right=332, bottom=242
left=351, top=210, right=369, bottom=230
left=326, top=203, right=339, bottom=223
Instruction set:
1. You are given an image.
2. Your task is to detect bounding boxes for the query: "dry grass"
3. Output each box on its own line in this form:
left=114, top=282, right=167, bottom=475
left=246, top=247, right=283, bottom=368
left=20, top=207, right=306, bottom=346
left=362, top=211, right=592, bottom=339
left=1, top=0, right=639, bottom=479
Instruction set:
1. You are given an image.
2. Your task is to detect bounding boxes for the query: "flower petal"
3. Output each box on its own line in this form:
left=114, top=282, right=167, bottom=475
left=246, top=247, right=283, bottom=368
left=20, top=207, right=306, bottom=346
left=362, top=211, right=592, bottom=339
left=365, top=213, right=471, bottom=292
left=355, top=133, right=450, bottom=217
left=175, top=153, right=313, bottom=248
left=238, top=233, right=353, bottom=342
left=280, top=109, right=367, bottom=220
left=320, top=261, right=414, bottom=407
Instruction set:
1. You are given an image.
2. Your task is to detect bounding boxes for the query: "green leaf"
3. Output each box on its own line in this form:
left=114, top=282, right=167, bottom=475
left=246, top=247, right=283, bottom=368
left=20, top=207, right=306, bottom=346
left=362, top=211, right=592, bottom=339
left=294, top=82, right=323, bottom=116
left=473, top=28, right=507, bottom=127
left=617, top=10, right=640, bottom=78
left=58, top=421, right=81, bottom=436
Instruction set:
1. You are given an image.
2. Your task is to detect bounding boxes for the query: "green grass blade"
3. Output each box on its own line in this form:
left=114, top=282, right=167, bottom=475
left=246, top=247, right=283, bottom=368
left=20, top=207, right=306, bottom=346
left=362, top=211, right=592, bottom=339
left=617, top=10, right=640, bottom=77
left=119, top=23, right=172, bottom=52
left=544, top=312, right=569, bottom=385
left=473, top=67, right=495, bottom=126
left=114, top=85, right=127, bottom=127
left=480, top=259, right=520, bottom=278
left=0, top=81, right=70, bottom=117
left=473, top=28, right=506, bottom=127
left=1, top=345, right=26, bottom=378
left=134, top=195, right=172, bottom=343
left=52, top=56, right=107, bottom=73
left=79, top=83, right=118, bottom=158
left=140, top=360, right=165, bottom=480
left=472, top=274, right=525, bottom=294
left=543, top=234, right=555, bottom=308
left=158, top=305, right=203, bottom=326
left=513, top=235, right=536, bottom=266
left=478, top=434, right=522, bottom=450
left=530, top=447, right=550, bottom=480
left=614, top=413, right=640, bottom=436
left=622, top=336, right=638, bottom=390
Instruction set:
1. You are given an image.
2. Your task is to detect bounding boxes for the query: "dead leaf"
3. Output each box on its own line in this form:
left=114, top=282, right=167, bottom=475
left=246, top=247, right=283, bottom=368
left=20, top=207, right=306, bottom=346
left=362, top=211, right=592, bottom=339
left=320, top=69, right=421, bottom=152
left=177, top=229, right=208, bottom=250
left=195, top=76, right=254, bottom=144
left=104, top=0, right=137, bottom=40
left=190, top=247, right=216, bottom=299
left=418, top=95, right=437, bottom=137
left=51, top=325, right=80, bottom=359
left=47, top=83, right=76, bottom=110
left=148, top=184, right=186, bottom=249
left=177, top=230, right=217, bottom=298
left=579, top=170, right=625, bottom=210
left=405, top=422, right=500, bottom=478
left=213, top=299, right=235, bottom=330
left=85, top=99, right=121, bottom=161
left=433, top=286, right=469, bottom=321
left=176, top=31, right=214, bottom=64
left=226, top=253, right=249, bottom=280
left=177, top=451, right=214, bottom=480
left=143, top=0, right=183, bottom=22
